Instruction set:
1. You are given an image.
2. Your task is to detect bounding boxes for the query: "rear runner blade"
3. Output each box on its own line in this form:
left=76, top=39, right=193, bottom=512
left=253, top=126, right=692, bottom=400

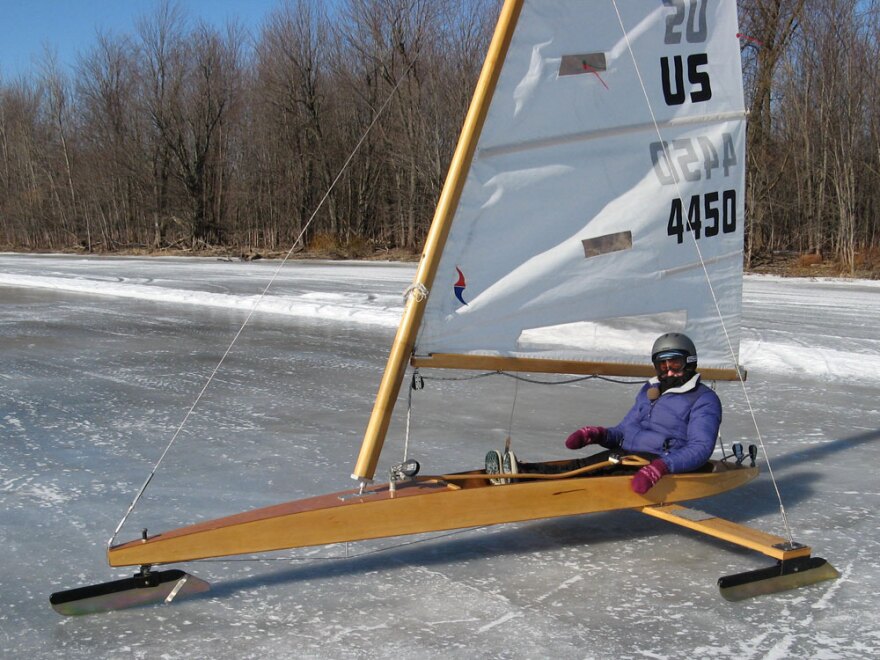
left=718, top=556, right=839, bottom=602
left=50, top=569, right=210, bottom=616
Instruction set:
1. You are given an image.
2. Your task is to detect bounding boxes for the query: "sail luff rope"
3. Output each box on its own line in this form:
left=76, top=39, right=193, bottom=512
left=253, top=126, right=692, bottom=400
left=108, top=53, right=423, bottom=550
left=611, top=0, right=794, bottom=544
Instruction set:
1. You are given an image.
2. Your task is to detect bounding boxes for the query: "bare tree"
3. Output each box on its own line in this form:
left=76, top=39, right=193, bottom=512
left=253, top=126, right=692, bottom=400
left=340, top=0, right=456, bottom=248
left=0, top=80, right=48, bottom=246
left=738, top=0, right=806, bottom=265
left=40, top=50, right=84, bottom=248
left=137, top=0, right=186, bottom=248
left=254, top=0, right=335, bottom=248
left=159, top=21, right=242, bottom=247
left=77, top=31, right=144, bottom=248
left=772, top=0, right=876, bottom=271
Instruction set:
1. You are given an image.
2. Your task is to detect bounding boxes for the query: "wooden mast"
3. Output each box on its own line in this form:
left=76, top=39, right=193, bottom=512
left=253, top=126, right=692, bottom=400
left=351, top=0, right=525, bottom=482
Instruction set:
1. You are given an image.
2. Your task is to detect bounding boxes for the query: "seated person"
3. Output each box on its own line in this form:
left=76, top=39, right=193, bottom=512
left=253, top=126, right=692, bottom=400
left=486, top=332, right=722, bottom=494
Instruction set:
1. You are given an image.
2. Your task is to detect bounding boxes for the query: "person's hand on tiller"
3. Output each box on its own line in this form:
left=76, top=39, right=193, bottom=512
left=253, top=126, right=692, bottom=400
left=631, top=459, right=669, bottom=494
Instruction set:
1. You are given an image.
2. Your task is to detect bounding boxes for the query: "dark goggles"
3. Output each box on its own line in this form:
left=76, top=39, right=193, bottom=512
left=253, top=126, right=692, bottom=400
left=653, top=354, right=687, bottom=373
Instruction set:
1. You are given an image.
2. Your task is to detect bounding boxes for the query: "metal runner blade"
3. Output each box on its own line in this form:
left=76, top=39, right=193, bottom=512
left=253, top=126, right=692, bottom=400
left=718, top=556, right=839, bottom=602
left=50, top=569, right=210, bottom=616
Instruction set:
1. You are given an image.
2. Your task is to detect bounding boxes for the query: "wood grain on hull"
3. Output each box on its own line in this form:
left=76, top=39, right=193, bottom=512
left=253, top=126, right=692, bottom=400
left=108, top=461, right=757, bottom=567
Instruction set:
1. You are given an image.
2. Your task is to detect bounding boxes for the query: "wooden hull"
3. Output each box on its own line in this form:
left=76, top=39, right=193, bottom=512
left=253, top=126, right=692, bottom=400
left=108, top=460, right=757, bottom=567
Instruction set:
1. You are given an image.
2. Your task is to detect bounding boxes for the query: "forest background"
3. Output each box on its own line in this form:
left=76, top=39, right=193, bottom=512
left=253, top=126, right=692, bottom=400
left=0, top=0, right=877, bottom=276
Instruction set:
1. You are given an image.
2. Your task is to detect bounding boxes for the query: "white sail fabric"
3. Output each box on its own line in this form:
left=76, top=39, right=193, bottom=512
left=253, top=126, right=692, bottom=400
left=415, top=0, right=746, bottom=372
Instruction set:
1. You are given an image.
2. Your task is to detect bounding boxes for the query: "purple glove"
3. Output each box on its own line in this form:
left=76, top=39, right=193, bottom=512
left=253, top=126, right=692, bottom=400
left=631, top=459, right=669, bottom=494
left=565, top=426, right=606, bottom=450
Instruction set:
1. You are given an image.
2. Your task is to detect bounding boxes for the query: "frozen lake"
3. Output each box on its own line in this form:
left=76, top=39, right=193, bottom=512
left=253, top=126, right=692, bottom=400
left=1, top=254, right=878, bottom=658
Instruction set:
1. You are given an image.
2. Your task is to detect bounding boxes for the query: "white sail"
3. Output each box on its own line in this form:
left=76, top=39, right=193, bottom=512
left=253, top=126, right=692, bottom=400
left=415, top=0, right=745, bottom=373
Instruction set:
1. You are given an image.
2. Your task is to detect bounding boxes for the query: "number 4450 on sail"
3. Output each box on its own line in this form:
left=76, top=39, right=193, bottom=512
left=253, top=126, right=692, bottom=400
left=667, top=190, right=737, bottom=244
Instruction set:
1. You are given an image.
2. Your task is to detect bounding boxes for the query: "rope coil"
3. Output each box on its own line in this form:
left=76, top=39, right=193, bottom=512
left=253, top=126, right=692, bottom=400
left=403, top=282, right=428, bottom=302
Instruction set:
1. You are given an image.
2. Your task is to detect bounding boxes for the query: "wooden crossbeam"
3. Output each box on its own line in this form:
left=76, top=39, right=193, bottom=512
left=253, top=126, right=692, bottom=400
left=411, top=353, right=744, bottom=381
left=641, top=504, right=811, bottom=561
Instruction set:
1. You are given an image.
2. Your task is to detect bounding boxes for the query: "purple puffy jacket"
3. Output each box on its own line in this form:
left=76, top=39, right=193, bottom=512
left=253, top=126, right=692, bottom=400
left=601, top=375, right=721, bottom=473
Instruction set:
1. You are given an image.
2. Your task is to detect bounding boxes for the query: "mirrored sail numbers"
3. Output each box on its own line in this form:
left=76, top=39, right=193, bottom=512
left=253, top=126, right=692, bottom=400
left=651, top=134, right=739, bottom=244
left=650, top=135, right=738, bottom=185
left=656, top=0, right=737, bottom=245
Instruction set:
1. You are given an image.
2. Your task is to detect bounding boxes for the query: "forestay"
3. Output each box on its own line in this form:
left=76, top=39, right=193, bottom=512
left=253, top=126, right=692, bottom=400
left=413, top=0, right=746, bottom=375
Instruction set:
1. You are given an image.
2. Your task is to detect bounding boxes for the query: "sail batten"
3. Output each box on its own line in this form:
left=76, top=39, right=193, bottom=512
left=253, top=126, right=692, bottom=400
left=658, top=250, right=742, bottom=278
left=478, top=110, right=748, bottom=159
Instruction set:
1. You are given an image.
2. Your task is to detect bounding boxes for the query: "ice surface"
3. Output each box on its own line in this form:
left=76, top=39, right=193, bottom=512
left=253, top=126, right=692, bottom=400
left=0, top=254, right=878, bottom=658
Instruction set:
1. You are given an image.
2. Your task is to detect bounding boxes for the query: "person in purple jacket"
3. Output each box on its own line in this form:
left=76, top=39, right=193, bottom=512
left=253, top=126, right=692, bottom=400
left=568, top=332, right=721, bottom=493
left=486, top=333, right=721, bottom=494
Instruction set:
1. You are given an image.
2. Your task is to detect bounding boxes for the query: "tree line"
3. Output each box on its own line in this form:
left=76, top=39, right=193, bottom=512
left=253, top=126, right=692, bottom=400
left=739, top=0, right=880, bottom=272
left=1, top=0, right=878, bottom=273
left=0, top=0, right=493, bottom=256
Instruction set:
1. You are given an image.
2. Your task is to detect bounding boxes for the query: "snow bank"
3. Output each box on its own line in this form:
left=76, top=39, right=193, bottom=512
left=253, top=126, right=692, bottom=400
left=2, top=258, right=878, bottom=382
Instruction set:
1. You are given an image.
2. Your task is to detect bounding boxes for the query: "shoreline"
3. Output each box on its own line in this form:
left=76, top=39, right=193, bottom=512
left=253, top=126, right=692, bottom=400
left=1, top=246, right=877, bottom=280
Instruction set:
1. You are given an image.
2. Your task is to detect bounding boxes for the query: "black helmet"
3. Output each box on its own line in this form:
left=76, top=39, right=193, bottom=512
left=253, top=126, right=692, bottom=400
left=651, top=332, right=697, bottom=368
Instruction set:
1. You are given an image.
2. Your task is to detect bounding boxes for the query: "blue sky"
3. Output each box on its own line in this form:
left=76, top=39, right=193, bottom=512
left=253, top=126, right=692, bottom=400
left=0, top=0, right=298, bottom=79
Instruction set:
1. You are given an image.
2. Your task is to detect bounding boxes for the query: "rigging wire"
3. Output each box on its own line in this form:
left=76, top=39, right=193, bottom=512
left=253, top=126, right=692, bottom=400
left=403, top=368, right=643, bottom=450
left=418, top=370, right=643, bottom=385
left=108, top=52, right=424, bottom=550
left=506, top=375, right=520, bottom=442
left=402, top=371, right=424, bottom=463
left=611, top=0, right=795, bottom=544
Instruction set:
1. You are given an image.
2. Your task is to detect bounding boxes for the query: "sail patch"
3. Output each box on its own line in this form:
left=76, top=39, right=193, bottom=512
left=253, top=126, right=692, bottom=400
left=582, top=231, right=632, bottom=258
left=559, top=53, right=607, bottom=77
